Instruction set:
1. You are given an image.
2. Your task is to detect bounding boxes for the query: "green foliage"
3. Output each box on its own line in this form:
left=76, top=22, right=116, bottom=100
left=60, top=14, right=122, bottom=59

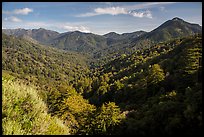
left=2, top=33, right=91, bottom=106
left=181, top=43, right=201, bottom=75
left=147, top=64, right=165, bottom=85
left=63, top=94, right=96, bottom=115
left=2, top=74, right=70, bottom=135
left=2, top=31, right=202, bottom=135
left=61, top=94, right=96, bottom=134
left=86, top=34, right=202, bottom=135
left=91, top=102, right=124, bottom=135
left=113, top=80, right=124, bottom=91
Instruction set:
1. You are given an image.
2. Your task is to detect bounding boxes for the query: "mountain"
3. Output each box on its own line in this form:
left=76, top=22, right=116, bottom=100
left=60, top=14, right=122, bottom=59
left=104, top=31, right=146, bottom=39
left=143, top=17, right=201, bottom=42
left=2, top=28, right=59, bottom=44
left=2, top=33, right=90, bottom=87
left=2, top=17, right=202, bottom=135
left=28, top=28, right=60, bottom=44
left=103, top=31, right=147, bottom=46
left=2, top=17, right=202, bottom=59
left=129, top=17, right=202, bottom=50
left=92, top=16, right=202, bottom=70
left=48, top=31, right=108, bottom=54
left=2, top=28, right=28, bottom=36
left=103, top=32, right=121, bottom=39
left=78, top=34, right=202, bottom=135
left=121, top=31, right=147, bottom=39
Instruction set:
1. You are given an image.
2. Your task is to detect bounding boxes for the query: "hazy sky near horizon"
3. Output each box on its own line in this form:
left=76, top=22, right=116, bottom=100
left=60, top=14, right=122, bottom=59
left=2, top=2, right=202, bottom=35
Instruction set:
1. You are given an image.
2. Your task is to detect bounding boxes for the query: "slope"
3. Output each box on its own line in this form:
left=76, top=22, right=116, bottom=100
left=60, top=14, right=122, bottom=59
left=89, top=17, right=202, bottom=65
left=2, top=72, right=70, bottom=135
left=48, top=31, right=108, bottom=54
left=74, top=34, right=202, bottom=135
left=2, top=33, right=90, bottom=94
left=2, top=17, right=202, bottom=61
left=130, top=17, right=202, bottom=50
left=2, top=28, right=59, bottom=44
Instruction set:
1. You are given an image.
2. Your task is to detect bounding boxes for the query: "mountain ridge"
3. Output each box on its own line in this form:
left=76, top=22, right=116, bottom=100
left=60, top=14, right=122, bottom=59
left=2, top=17, right=202, bottom=57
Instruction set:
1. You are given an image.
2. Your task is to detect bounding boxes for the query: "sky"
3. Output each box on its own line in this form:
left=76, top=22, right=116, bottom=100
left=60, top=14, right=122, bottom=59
left=2, top=2, right=202, bottom=35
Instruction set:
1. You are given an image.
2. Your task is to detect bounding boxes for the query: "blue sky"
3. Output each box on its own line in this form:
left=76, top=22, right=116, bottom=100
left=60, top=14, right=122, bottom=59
left=2, top=2, right=202, bottom=35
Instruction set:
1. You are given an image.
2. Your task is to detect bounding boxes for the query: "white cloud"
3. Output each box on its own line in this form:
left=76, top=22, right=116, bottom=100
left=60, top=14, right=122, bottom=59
left=14, top=8, right=33, bottom=15
left=77, top=12, right=100, bottom=17
left=100, top=2, right=112, bottom=5
left=124, top=2, right=177, bottom=11
left=77, top=6, right=127, bottom=17
left=3, top=8, right=33, bottom=15
left=77, top=6, right=152, bottom=19
left=61, top=25, right=91, bottom=33
left=77, top=2, right=177, bottom=18
left=129, top=10, right=152, bottom=18
left=4, top=16, right=22, bottom=22
left=95, top=7, right=127, bottom=15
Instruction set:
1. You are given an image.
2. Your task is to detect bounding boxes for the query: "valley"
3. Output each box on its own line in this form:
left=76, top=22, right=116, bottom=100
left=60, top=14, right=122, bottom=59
left=2, top=17, right=202, bottom=135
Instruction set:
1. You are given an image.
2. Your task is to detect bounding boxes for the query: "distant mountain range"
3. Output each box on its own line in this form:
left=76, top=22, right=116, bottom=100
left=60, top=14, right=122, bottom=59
left=104, top=31, right=147, bottom=39
left=2, top=17, right=202, bottom=56
left=2, top=28, right=59, bottom=44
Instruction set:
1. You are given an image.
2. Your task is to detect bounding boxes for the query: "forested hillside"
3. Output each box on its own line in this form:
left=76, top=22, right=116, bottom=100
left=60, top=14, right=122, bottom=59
left=2, top=33, right=124, bottom=135
left=73, top=34, right=202, bottom=135
left=2, top=16, right=202, bottom=135
left=2, top=33, right=91, bottom=94
left=2, top=32, right=202, bottom=135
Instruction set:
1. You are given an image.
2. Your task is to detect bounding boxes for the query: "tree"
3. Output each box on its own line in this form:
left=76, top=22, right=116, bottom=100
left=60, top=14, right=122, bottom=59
left=147, top=64, right=165, bottom=85
left=121, top=54, right=127, bottom=59
left=91, top=102, right=123, bottom=135
left=112, top=80, right=124, bottom=91
left=59, top=93, right=96, bottom=134
left=183, top=45, right=201, bottom=75
left=176, top=39, right=201, bottom=77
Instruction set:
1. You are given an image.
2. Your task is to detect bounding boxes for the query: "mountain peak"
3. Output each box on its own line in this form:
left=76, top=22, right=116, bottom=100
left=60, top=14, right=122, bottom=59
left=73, top=30, right=82, bottom=33
left=108, top=32, right=119, bottom=34
left=172, top=17, right=184, bottom=22
left=16, top=28, right=24, bottom=30
left=39, top=28, right=45, bottom=30
left=103, top=32, right=120, bottom=37
left=31, top=28, right=45, bottom=31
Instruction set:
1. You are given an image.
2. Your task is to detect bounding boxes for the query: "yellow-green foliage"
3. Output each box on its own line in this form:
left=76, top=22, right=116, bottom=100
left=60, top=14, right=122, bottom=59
left=92, top=102, right=124, bottom=134
left=147, top=64, right=165, bottom=85
left=64, top=94, right=96, bottom=114
left=2, top=75, right=70, bottom=135
left=59, top=93, right=96, bottom=134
